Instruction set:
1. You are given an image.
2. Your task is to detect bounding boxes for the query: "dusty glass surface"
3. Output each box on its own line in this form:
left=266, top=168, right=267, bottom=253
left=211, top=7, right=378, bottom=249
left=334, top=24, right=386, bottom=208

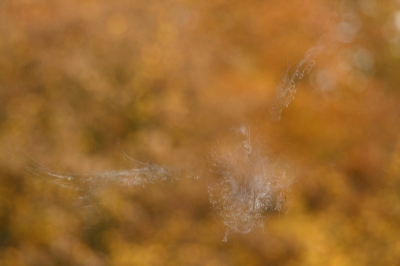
left=1, top=0, right=400, bottom=265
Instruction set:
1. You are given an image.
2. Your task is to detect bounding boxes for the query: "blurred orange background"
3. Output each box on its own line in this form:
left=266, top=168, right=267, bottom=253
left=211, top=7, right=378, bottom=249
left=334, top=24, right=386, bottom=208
left=1, top=0, right=400, bottom=265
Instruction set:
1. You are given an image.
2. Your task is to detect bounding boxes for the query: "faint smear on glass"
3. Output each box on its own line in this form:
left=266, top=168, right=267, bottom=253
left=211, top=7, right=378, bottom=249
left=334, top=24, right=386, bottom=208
left=25, top=153, right=176, bottom=215
left=208, top=126, right=293, bottom=241
left=270, top=44, right=324, bottom=121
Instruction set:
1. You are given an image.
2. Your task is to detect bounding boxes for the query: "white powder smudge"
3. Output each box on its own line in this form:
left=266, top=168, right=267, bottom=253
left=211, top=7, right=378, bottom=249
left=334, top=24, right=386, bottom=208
left=209, top=126, right=293, bottom=240
left=270, top=44, right=324, bottom=121
left=25, top=155, right=176, bottom=214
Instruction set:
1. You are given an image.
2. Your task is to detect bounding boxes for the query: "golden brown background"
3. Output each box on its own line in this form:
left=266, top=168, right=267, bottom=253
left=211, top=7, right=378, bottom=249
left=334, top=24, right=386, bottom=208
left=1, top=0, right=400, bottom=265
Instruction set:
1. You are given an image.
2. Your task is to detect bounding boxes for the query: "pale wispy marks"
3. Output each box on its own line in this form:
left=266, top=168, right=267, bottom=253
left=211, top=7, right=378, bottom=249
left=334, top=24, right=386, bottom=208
left=270, top=44, right=324, bottom=121
left=25, top=154, right=176, bottom=215
left=208, top=126, right=293, bottom=240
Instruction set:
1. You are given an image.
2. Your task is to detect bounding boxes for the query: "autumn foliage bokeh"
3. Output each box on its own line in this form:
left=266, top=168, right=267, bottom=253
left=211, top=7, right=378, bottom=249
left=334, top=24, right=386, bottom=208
left=1, top=0, right=400, bottom=265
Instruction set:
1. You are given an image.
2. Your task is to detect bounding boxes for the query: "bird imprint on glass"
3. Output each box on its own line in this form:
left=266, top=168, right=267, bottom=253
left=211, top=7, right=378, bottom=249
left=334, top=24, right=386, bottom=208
left=25, top=153, right=177, bottom=216
left=270, top=44, right=324, bottom=121
left=208, top=126, right=293, bottom=241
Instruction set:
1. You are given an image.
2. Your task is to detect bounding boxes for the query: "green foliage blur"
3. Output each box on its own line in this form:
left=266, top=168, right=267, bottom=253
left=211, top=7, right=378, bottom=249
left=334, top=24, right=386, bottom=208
left=1, top=0, right=400, bottom=265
